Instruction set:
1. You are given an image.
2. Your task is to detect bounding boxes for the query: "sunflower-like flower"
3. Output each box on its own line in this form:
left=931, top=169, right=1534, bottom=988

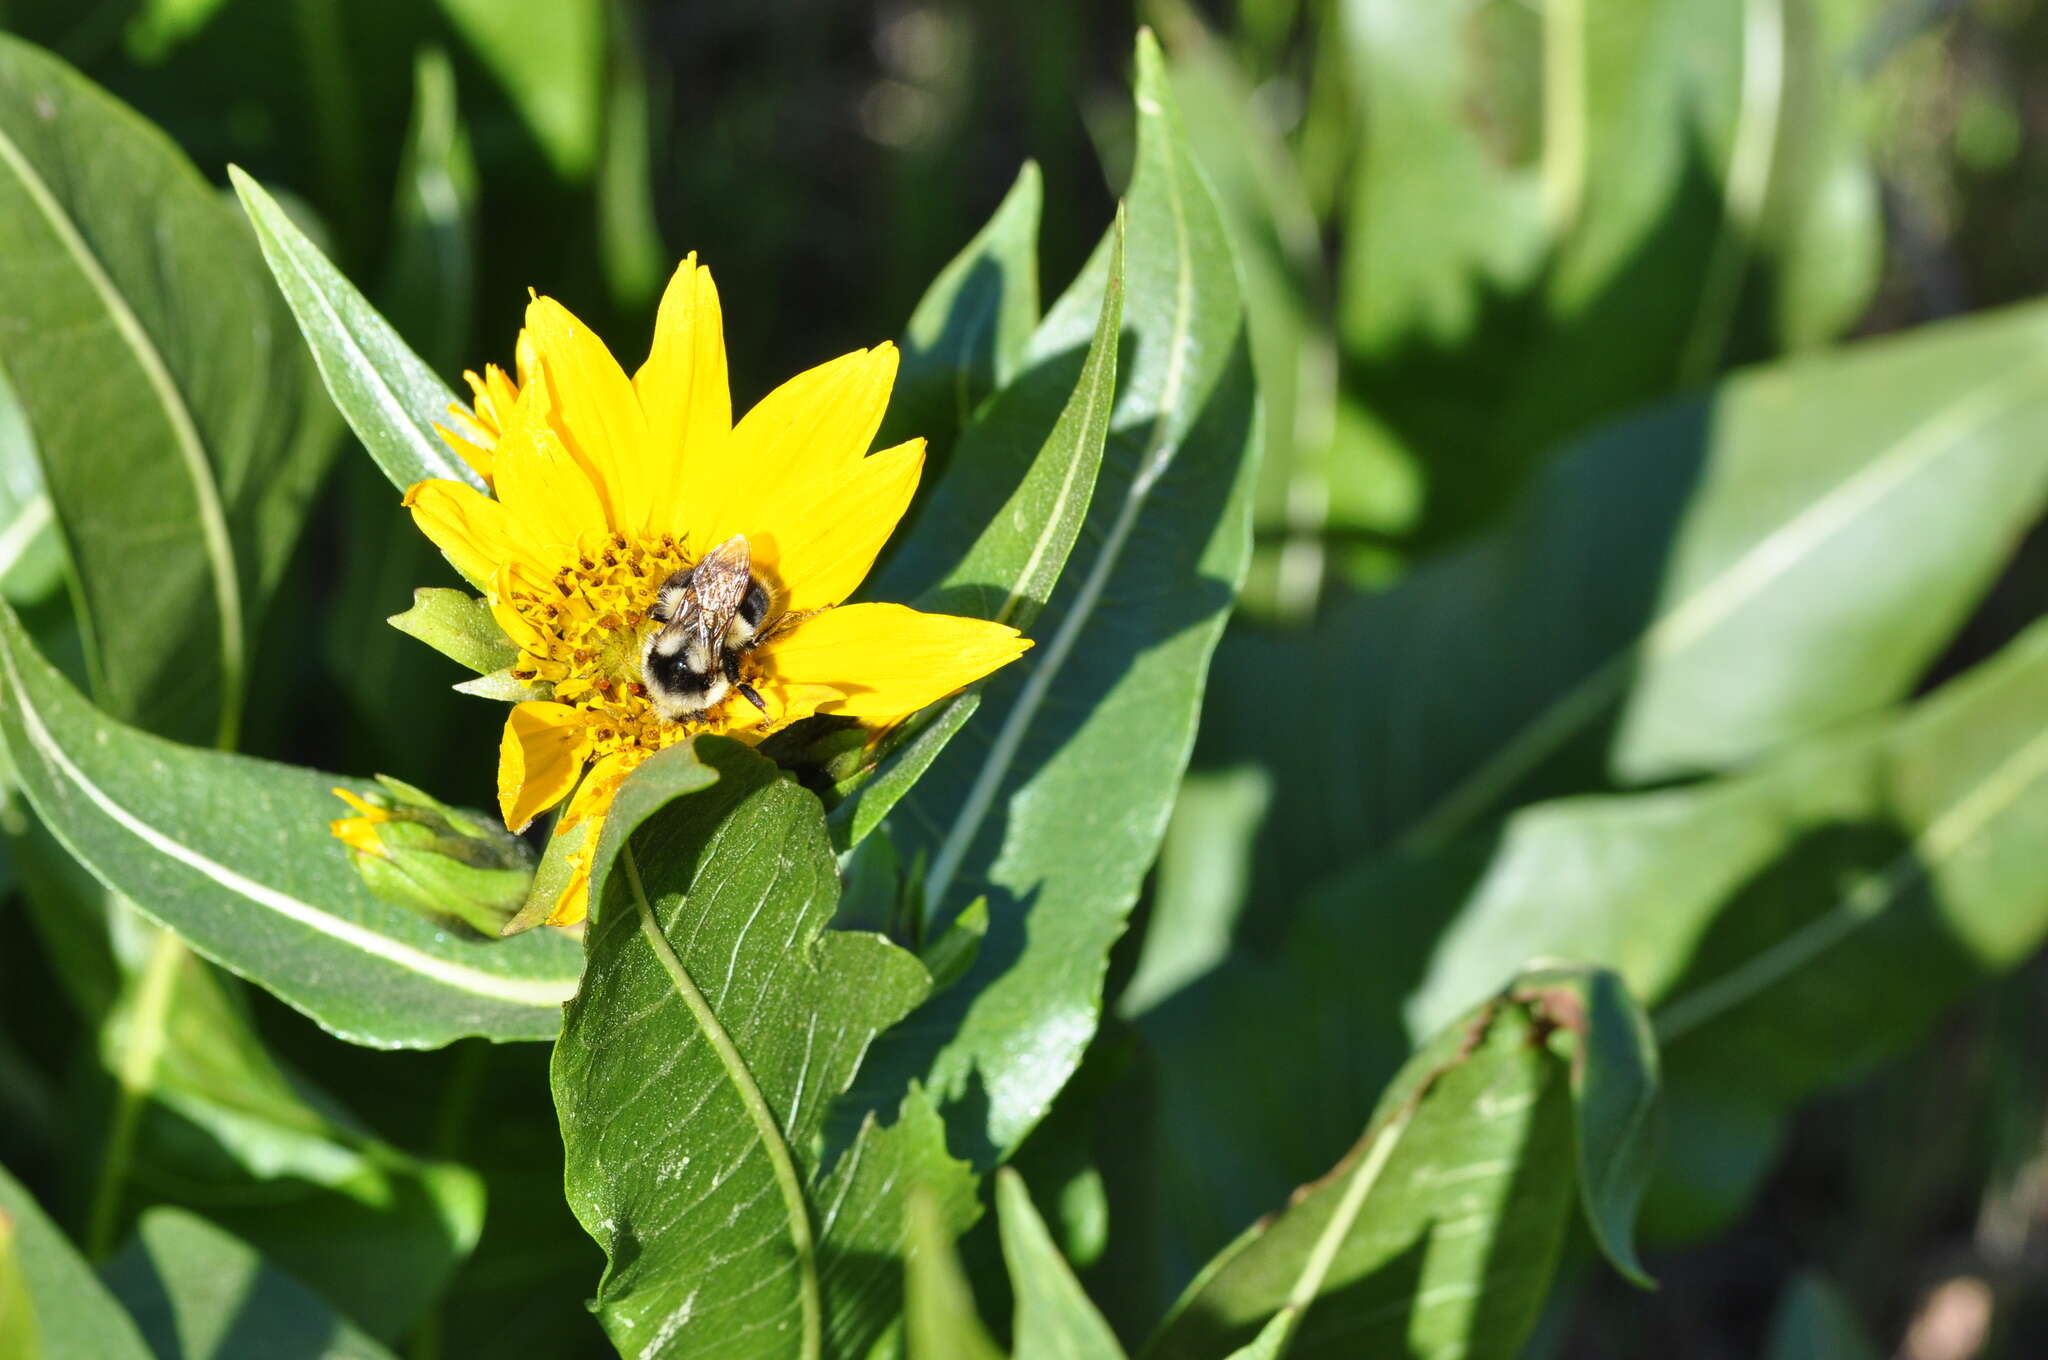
left=387, top=255, right=1030, bottom=927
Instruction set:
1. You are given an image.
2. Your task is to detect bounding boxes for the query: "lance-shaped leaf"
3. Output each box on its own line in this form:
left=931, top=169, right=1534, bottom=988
left=856, top=27, right=1258, bottom=1163
left=552, top=740, right=976, bottom=1360
left=101, top=1210, right=398, bottom=1360
left=0, top=1165, right=151, bottom=1360
left=231, top=167, right=481, bottom=496
left=1211, top=294, right=2048, bottom=928
left=1148, top=970, right=1655, bottom=1360
left=0, top=602, right=580, bottom=1048
left=0, top=34, right=338, bottom=747
left=380, top=47, right=476, bottom=377
left=998, top=1170, right=1127, bottom=1360
left=833, top=212, right=1125, bottom=848
left=902, top=1191, right=1004, bottom=1360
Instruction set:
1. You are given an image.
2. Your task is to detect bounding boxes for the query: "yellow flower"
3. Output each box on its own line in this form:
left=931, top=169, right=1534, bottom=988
left=329, top=787, right=393, bottom=858
left=398, top=254, right=1031, bottom=928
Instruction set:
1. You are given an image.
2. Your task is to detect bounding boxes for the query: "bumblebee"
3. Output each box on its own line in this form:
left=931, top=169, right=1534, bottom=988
left=640, top=534, right=773, bottom=723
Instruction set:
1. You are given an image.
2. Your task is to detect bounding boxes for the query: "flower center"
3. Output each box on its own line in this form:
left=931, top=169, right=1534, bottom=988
left=501, top=529, right=753, bottom=762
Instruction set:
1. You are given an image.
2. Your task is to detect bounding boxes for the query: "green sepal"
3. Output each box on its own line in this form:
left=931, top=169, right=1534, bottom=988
left=387, top=587, right=519, bottom=675
left=454, top=668, right=552, bottom=703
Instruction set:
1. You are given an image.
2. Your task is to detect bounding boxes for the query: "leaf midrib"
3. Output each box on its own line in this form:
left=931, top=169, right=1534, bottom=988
left=229, top=169, right=476, bottom=493
left=0, top=116, right=243, bottom=747
left=1398, top=352, right=2048, bottom=852
left=1654, top=716, right=2048, bottom=1040
left=620, top=844, right=822, bottom=1360
left=0, top=624, right=580, bottom=1011
left=923, top=129, right=1199, bottom=914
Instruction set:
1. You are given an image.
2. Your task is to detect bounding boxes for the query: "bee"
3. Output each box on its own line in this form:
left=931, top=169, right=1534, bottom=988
left=641, top=534, right=774, bottom=723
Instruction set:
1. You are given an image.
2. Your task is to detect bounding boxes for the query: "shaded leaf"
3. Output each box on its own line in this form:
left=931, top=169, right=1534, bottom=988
left=101, top=1209, right=397, bottom=1360
left=856, top=27, right=1258, bottom=1163
left=0, top=1165, right=150, bottom=1360
left=903, top=1190, right=1003, bottom=1360
left=551, top=739, right=973, bottom=1359
left=1146, top=980, right=1588, bottom=1360
left=0, top=34, right=338, bottom=746
left=435, top=0, right=604, bottom=180
left=230, top=167, right=481, bottom=499
left=1214, top=297, right=2048, bottom=931
left=0, top=601, right=581, bottom=1048
left=380, top=47, right=475, bottom=376
left=999, top=1168, right=1126, bottom=1360
left=1402, top=618, right=2048, bottom=1235
left=1763, top=1274, right=1880, bottom=1360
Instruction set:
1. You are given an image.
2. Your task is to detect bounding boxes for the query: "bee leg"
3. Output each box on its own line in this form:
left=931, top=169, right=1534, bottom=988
left=736, top=681, right=769, bottom=716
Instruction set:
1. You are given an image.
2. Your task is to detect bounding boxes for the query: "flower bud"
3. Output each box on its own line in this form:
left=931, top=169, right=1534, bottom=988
left=328, top=776, right=535, bottom=935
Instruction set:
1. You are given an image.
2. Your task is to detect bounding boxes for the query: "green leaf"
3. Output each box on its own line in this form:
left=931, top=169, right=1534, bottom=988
left=1503, top=968, right=1659, bottom=1288
left=386, top=588, right=518, bottom=676
left=435, top=0, right=604, bottom=180
left=0, top=601, right=581, bottom=1047
left=855, top=26, right=1258, bottom=1163
left=229, top=166, right=482, bottom=500
left=881, top=160, right=1042, bottom=462
left=903, top=1191, right=1003, bottom=1360
left=101, top=1210, right=397, bottom=1360
left=1145, top=981, right=1588, bottom=1360
left=0, top=1206, right=40, bottom=1360
left=1330, top=1, right=1884, bottom=542
left=998, top=1169, right=1127, bottom=1360
left=1763, top=1274, right=1880, bottom=1360
left=1404, top=617, right=2048, bottom=1235
left=0, top=34, right=338, bottom=747
left=380, top=47, right=476, bottom=376
left=551, top=739, right=975, bottom=1360
left=84, top=916, right=482, bottom=1336
left=0, top=365, right=62, bottom=607
left=1217, top=295, right=2048, bottom=928
left=832, top=188, right=1124, bottom=854
left=0, top=1165, right=150, bottom=1360
left=904, top=210, right=1124, bottom=633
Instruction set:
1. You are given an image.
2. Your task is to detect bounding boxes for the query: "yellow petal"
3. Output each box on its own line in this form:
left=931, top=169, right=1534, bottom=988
left=560, top=748, right=636, bottom=832
left=525, top=295, right=650, bottom=529
left=404, top=478, right=549, bottom=589
left=636, top=255, right=732, bottom=529
left=329, top=818, right=387, bottom=856
left=701, top=344, right=899, bottom=545
left=489, top=375, right=610, bottom=553
left=549, top=840, right=594, bottom=926
left=748, top=439, right=924, bottom=613
left=498, top=702, right=590, bottom=832
left=761, top=603, right=1030, bottom=721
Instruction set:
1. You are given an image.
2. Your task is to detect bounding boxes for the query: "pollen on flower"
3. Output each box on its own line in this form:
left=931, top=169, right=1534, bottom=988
left=502, top=530, right=768, bottom=769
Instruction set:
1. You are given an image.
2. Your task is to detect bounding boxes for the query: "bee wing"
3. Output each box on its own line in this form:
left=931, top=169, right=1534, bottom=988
left=681, top=534, right=752, bottom=639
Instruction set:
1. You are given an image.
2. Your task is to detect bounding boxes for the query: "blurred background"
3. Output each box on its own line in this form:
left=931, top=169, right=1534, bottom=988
left=2, top=0, right=2046, bottom=1355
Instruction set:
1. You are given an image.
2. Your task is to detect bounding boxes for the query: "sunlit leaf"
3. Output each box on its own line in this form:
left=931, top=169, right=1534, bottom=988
left=552, top=740, right=976, bottom=1360
left=0, top=601, right=581, bottom=1048
left=230, top=166, right=480, bottom=497
left=853, top=27, right=1258, bottom=1164
left=0, top=35, right=338, bottom=746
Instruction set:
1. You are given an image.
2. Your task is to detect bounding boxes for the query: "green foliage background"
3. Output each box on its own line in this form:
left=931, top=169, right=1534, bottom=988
left=1, top=1, right=2046, bottom=1357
